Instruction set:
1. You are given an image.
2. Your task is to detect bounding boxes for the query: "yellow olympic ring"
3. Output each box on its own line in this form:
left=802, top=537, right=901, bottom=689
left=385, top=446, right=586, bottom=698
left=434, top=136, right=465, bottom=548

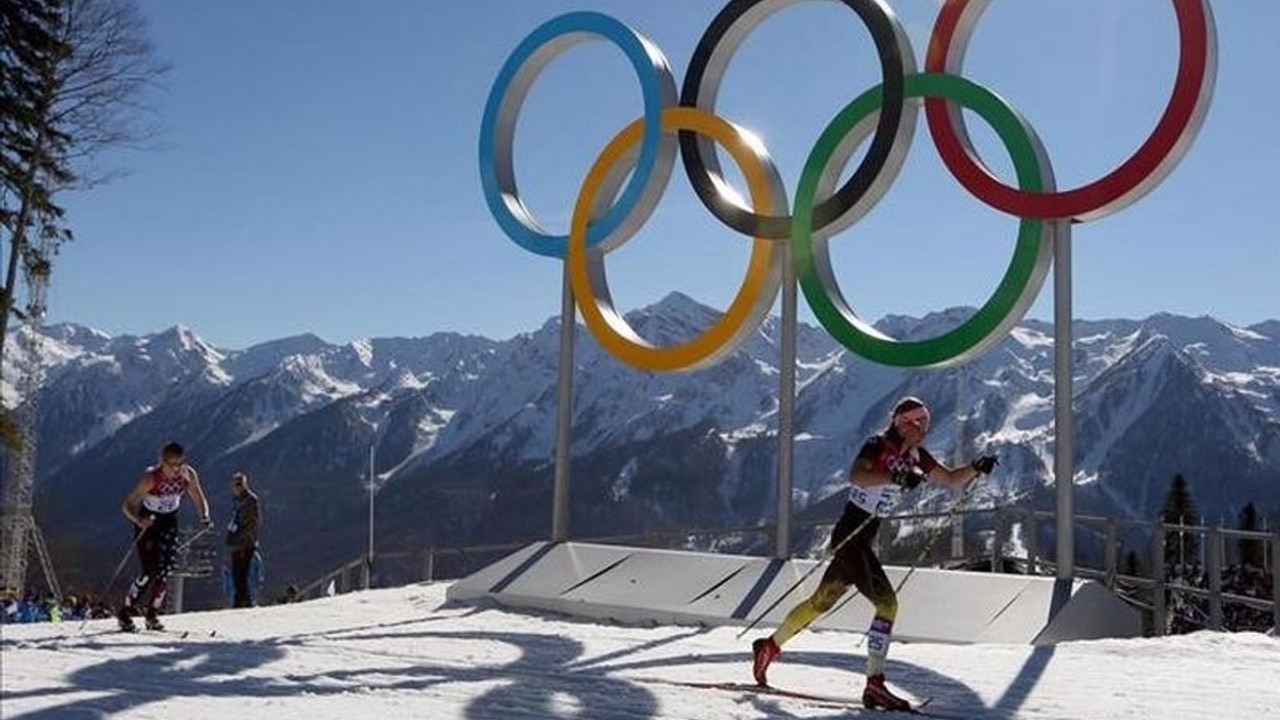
left=568, top=107, right=786, bottom=372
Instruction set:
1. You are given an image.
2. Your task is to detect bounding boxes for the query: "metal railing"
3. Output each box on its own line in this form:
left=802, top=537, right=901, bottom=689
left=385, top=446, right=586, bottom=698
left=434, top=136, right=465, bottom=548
left=299, top=503, right=1279, bottom=635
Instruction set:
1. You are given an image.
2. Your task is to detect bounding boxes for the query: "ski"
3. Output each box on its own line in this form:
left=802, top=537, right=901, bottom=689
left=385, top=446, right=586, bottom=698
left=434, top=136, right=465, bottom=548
left=110, top=624, right=217, bottom=639
left=146, top=627, right=218, bottom=639
left=642, top=677, right=934, bottom=714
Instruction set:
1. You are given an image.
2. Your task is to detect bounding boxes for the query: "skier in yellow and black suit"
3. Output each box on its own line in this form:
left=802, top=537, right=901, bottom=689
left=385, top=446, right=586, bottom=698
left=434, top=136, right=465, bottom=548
left=751, top=397, right=998, bottom=711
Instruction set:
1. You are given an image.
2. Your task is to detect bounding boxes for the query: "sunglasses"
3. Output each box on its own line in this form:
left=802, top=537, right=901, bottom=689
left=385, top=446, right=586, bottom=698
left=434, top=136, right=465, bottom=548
left=894, top=407, right=930, bottom=432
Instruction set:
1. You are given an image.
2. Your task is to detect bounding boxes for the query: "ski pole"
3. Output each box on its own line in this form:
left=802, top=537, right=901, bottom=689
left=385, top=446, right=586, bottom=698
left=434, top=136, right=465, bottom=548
left=827, top=477, right=981, bottom=625
left=892, top=477, right=981, bottom=597
left=735, top=509, right=881, bottom=640
left=78, top=524, right=149, bottom=633
left=175, top=525, right=211, bottom=554
left=843, top=478, right=982, bottom=646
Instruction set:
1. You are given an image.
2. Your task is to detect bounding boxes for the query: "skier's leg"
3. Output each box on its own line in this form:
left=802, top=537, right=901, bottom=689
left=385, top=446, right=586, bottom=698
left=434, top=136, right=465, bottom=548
left=117, top=525, right=155, bottom=631
left=773, top=564, right=852, bottom=645
left=846, top=546, right=911, bottom=711
left=140, top=518, right=178, bottom=628
left=754, top=549, right=857, bottom=685
left=774, top=502, right=877, bottom=645
left=124, top=524, right=158, bottom=611
left=847, top=545, right=897, bottom=675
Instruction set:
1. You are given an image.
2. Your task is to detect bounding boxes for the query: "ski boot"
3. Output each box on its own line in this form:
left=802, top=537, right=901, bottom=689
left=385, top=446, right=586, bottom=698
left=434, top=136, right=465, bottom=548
left=144, top=607, right=165, bottom=631
left=751, top=636, right=781, bottom=687
left=863, top=673, right=912, bottom=712
left=116, top=605, right=137, bottom=633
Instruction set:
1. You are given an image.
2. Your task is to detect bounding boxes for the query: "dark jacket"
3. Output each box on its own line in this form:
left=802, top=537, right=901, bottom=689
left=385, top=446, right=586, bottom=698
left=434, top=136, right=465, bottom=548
left=226, top=491, right=261, bottom=550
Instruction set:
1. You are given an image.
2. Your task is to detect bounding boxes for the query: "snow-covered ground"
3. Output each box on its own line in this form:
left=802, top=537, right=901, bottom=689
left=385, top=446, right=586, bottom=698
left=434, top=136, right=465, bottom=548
left=2, top=583, right=1277, bottom=720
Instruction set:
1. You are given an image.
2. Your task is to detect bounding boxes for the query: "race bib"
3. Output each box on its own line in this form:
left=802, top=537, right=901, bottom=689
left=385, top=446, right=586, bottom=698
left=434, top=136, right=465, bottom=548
left=142, top=493, right=180, bottom=514
left=848, top=483, right=902, bottom=517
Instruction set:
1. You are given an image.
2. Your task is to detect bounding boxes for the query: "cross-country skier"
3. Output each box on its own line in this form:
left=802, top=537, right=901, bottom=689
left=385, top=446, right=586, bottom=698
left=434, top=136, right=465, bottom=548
left=751, top=396, right=999, bottom=711
left=117, top=441, right=212, bottom=631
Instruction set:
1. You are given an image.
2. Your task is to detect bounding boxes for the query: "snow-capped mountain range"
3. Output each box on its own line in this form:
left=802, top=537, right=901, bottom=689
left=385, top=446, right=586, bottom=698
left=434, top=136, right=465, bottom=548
left=4, top=294, right=1278, bottom=595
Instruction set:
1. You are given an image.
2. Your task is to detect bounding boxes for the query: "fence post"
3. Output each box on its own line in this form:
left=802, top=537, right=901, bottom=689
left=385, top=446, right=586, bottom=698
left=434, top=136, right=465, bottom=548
left=1152, top=521, right=1166, bottom=637
left=171, top=575, right=185, bottom=614
left=1207, top=525, right=1223, bottom=631
left=1026, top=508, right=1039, bottom=575
left=1105, top=517, right=1118, bottom=589
left=424, top=547, right=435, bottom=583
left=1272, top=533, right=1279, bottom=633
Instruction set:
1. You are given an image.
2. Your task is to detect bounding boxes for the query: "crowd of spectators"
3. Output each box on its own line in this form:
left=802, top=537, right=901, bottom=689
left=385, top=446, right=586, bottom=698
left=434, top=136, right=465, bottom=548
left=4, top=580, right=301, bottom=625
left=2, top=588, right=113, bottom=624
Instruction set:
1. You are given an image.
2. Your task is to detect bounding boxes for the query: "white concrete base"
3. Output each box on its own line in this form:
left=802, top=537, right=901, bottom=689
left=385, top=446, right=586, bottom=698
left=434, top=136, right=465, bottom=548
left=446, top=541, right=1142, bottom=644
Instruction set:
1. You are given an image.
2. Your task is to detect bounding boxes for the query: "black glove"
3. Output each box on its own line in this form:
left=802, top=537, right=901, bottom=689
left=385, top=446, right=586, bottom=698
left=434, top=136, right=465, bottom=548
left=971, top=455, right=999, bottom=476
left=891, top=466, right=928, bottom=490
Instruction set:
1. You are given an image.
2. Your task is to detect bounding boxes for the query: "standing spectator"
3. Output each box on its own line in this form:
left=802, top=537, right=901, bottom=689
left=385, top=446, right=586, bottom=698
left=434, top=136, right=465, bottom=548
left=18, top=590, right=40, bottom=623
left=3, top=589, right=18, bottom=623
left=226, top=471, right=262, bottom=608
left=221, top=550, right=264, bottom=606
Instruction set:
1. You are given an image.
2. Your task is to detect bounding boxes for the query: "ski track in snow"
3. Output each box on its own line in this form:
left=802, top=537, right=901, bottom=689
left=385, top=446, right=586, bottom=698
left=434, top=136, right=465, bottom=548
left=2, top=583, right=1278, bottom=720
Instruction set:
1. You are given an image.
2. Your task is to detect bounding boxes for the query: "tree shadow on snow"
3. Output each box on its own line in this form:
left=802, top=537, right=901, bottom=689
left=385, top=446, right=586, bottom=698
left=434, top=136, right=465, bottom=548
left=5, top=624, right=1052, bottom=720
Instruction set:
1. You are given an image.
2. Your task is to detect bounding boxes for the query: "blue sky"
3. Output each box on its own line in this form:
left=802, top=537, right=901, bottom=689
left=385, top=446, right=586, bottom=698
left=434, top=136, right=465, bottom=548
left=48, top=0, right=1279, bottom=349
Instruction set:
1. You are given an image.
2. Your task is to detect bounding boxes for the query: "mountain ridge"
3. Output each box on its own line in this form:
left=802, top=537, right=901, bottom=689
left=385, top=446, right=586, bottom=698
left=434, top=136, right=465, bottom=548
left=5, top=296, right=1277, bottom=601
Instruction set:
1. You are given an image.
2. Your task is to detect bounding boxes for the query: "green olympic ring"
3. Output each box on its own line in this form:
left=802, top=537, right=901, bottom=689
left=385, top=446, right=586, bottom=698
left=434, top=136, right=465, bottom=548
left=794, top=73, right=1054, bottom=367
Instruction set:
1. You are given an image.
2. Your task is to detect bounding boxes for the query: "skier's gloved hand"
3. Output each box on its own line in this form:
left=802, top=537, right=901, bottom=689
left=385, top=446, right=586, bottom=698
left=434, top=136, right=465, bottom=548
left=971, top=455, right=999, bottom=476
left=891, top=466, right=928, bottom=490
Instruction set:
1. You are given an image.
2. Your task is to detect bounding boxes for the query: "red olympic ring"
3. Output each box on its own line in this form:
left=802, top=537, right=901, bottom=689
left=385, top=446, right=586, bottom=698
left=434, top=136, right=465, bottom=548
left=925, top=0, right=1216, bottom=222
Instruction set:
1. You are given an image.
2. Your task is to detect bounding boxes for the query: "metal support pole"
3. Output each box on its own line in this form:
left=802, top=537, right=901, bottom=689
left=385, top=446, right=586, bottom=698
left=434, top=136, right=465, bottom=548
left=775, top=244, right=797, bottom=559
left=951, top=368, right=966, bottom=560
left=366, top=445, right=374, bottom=591
left=1152, top=522, right=1166, bottom=636
left=1053, top=220, right=1075, bottom=579
left=171, top=575, right=185, bottom=614
left=552, top=263, right=576, bottom=542
left=1207, top=525, right=1223, bottom=630
left=1105, top=517, right=1119, bottom=589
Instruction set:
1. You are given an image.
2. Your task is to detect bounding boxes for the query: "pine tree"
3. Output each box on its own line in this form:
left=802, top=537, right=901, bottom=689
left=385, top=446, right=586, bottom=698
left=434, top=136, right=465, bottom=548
left=1, top=0, right=72, bottom=359
left=1, top=0, right=167, bottom=367
left=1160, top=473, right=1199, bottom=570
left=1237, top=502, right=1263, bottom=569
left=0, top=0, right=69, bottom=449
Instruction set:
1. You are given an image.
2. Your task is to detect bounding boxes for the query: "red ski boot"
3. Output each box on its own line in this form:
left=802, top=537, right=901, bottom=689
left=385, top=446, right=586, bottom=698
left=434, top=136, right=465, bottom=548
left=863, top=673, right=912, bottom=712
left=751, top=637, right=781, bottom=686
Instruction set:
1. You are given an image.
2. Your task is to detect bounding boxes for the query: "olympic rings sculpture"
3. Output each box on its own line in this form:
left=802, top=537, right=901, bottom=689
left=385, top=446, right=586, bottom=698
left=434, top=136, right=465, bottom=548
left=479, top=0, right=1216, bottom=371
